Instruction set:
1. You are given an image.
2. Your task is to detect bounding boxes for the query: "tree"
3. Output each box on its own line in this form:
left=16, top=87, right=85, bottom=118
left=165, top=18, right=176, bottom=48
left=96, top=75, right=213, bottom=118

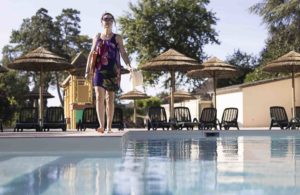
left=118, top=0, right=219, bottom=88
left=247, top=0, right=300, bottom=81
left=156, top=91, right=169, bottom=104
left=2, top=8, right=91, bottom=106
left=250, top=0, right=300, bottom=53
left=55, top=8, right=89, bottom=59
left=54, top=9, right=92, bottom=104
left=218, top=50, right=258, bottom=87
left=10, top=8, right=58, bottom=54
left=244, top=66, right=275, bottom=83
left=137, top=96, right=162, bottom=109
left=0, top=71, right=29, bottom=126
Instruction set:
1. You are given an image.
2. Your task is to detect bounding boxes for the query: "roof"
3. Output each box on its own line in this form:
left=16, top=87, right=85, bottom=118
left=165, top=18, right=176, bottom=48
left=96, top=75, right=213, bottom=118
left=61, top=75, right=72, bottom=88
left=69, top=52, right=87, bottom=76
left=216, top=74, right=294, bottom=95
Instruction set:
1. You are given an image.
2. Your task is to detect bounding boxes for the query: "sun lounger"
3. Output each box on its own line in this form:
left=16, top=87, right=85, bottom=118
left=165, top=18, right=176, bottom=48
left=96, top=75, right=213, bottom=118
left=0, top=119, right=3, bottom=132
left=174, top=107, right=196, bottom=130
left=219, top=107, right=239, bottom=130
left=147, top=106, right=171, bottom=130
left=194, top=107, right=218, bottom=130
left=111, top=107, right=124, bottom=130
left=77, top=107, right=99, bottom=131
left=78, top=107, right=124, bottom=131
left=296, top=106, right=300, bottom=120
left=14, top=107, right=40, bottom=132
left=269, top=106, right=300, bottom=130
left=43, top=107, right=66, bottom=131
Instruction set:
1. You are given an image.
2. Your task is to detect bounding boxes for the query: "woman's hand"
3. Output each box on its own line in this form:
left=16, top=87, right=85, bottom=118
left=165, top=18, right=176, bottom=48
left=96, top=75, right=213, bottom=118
left=127, top=65, right=133, bottom=72
left=85, top=72, right=93, bottom=80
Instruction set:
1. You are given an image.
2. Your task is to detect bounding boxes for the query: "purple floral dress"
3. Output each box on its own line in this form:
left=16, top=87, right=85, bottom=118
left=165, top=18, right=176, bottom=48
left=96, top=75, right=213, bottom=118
left=93, top=34, right=121, bottom=91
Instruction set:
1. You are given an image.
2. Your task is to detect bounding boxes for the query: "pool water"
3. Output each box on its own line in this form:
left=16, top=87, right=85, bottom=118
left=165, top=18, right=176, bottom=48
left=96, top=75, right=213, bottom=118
left=1, top=136, right=300, bottom=194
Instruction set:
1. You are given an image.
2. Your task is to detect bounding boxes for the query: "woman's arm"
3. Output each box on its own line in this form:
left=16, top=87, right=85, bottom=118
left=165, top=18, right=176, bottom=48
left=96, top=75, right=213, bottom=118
left=116, top=34, right=131, bottom=69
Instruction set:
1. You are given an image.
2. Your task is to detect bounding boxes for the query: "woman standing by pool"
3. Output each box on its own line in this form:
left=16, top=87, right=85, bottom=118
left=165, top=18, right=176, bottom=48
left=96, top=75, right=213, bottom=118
left=85, top=12, right=131, bottom=133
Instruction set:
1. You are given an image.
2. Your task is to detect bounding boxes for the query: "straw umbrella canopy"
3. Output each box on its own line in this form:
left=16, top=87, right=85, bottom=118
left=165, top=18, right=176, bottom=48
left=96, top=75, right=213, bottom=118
left=7, top=47, right=72, bottom=125
left=140, top=49, right=202, bottom=119
left=25, top=88, right=54, bottom=108
left=25, top=88, right=54, bottom=99
left=0, top=65, right=8, bottom=73
left=262, top=51, right=300, bottom=118
left=165, top=90, right=196, bottom=102
left=120, top=89, right=150, bottom=123
left=187, top=57, right=240, bottom=108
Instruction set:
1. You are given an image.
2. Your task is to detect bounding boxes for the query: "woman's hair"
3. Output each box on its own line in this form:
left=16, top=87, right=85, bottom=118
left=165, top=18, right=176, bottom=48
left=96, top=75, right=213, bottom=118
left=101, top=12, right=115, bottom=23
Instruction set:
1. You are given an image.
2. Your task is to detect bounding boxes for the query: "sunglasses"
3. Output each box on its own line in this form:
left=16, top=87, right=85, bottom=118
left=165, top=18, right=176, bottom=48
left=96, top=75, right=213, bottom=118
left=102, top=17, right=114, bottom=22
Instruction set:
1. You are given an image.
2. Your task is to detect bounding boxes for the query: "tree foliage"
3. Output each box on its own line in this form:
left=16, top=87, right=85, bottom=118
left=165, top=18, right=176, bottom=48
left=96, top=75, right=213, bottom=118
left=118, top=0, right=219, bottom=87
left=136, top=97, right=162, bottom=109
left=248, top=0, right=300, bottom=81
left=55, top=9, right=91, bottom=59
left=0, top=71, right=29, bottom=126
left=218, top=50, right=258, bottom=87
left=2, top=8, right=92, bottom=106
left=0, top=8, right=92, bottom=124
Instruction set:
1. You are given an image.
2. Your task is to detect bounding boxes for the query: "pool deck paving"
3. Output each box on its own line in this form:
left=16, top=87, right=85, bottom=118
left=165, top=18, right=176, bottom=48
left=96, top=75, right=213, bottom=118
left=1, top=127, right=300, bottom=142
left=0, top=127, right=299, bottom=138
left=1, top=127, right=300, bottom=156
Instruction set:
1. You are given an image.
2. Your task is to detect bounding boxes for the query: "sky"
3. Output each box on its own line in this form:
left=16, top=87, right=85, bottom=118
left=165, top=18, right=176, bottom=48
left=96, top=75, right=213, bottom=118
left=0, top=0, right=268, bottom=106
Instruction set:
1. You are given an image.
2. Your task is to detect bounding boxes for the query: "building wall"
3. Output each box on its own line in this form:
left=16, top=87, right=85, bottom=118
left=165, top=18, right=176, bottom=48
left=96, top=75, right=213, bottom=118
left=63, top=75, right=94, bottom=129
left=217, top=91, right=243, bottom=127
left=243, top=78, right=300, bottom=127
left=64, top=87, right=70, bottom=127
left=161, top=77, right=300, bottom=128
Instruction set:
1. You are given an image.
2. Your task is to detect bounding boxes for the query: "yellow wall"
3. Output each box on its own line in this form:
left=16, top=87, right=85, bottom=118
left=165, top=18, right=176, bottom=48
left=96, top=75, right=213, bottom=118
left=63, top=75, right=93, bottom=129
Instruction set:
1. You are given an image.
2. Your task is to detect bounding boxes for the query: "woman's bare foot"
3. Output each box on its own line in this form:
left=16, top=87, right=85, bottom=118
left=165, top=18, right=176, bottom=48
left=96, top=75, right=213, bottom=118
left=97, top=127, right=105, bottom=134
left=107, top=130, right=113, bottom=134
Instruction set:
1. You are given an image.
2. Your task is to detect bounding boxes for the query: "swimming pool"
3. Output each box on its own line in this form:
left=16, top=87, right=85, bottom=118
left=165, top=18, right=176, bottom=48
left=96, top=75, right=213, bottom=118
left=1, top=132, right=300, bottom=194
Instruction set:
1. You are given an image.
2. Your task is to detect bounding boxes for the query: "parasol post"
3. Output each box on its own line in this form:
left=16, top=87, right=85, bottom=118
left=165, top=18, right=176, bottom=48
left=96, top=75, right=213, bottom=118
left=170, top=71, right=175, bottom=120
left=133, top=100, right=137, bottom=124
left=39, top=68, right=44, bottom=129
left=292, top=69, right=296, bottom=118
left=213, top=72, right=217, bottom=108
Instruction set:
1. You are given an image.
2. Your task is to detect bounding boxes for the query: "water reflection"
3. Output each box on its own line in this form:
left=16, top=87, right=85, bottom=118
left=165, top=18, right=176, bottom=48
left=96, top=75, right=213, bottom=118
left=0, top=156, right=120, bottom=195
left=114, top=136, right=300, bottom=194
left=271, top=138, right=289, bottom=157
left=1, top=136, right=300, bottom=194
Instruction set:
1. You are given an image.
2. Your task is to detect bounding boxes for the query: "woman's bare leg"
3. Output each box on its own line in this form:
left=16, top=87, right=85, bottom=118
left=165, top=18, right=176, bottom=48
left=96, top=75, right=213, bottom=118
left=94, top=87, right=105, bottom=132
left=106, top=91, right=115, bottom=132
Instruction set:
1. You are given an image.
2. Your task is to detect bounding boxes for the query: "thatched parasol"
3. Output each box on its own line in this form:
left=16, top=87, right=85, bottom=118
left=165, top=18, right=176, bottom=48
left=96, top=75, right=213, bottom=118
left=25, top=88, right=54, bottom=108
left=263, top=51, right=300, bottom=118
left=165, top=90, right=196, bottom=102
left=120, top=89, right=150, bottom=123
left=70, top=52, right=130, bottom=76
left=25, top=88, right=54, bottom=99
left=187, top=57, right=240, bottom=108
left=7, top=47, right=72, bottom=126
left=140, top=49, right=202, bottom=120
left=0, top=65, right=8, bottom=73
